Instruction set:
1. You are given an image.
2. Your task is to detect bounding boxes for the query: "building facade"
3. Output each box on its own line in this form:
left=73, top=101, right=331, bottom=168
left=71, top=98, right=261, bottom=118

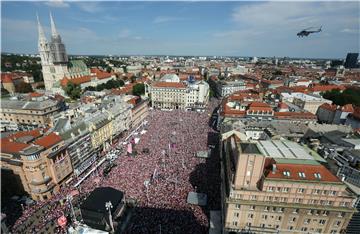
left=0, top=96, right=65, bottom=130
left=145, top=77, right=209, bottom=110
left=220, top=132, right=358, bottom=233
left=1, top=130, right=73, bottom=201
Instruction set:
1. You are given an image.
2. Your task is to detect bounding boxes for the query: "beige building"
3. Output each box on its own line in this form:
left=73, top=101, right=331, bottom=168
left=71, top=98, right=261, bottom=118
left=145, top=74, right=209, bottom=110
left=1, top=130, right=73, bottom=201
left=0, top=96, right=64, bottom=129
left=125, top=96, right=149, bottom=128
left=281, top=92, right=332, bottom=114
left=88, top=112, right=114, bottom=150
left=221, top=131, right=358, bottom=233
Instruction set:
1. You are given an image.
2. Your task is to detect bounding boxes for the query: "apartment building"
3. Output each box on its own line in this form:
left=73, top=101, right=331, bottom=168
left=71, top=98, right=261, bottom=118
left=125, top=96, right=149, bottom=128
left=208, top=76, right=247, bottom=97
left=1, top=130, right=73, bottom=201
left=220, top=132, right=358, bottom=233
left=0, top=96, right=65, bottom=130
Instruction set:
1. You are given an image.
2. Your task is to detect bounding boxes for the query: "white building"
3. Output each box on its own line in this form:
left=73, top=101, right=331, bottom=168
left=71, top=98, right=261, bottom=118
left=145, top=74, right=209, bottom=110
left=281, top=92, right=332, bottom=114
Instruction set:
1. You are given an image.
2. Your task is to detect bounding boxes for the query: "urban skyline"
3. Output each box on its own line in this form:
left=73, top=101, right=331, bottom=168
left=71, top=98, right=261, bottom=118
left=2, top=1, right=359, bottom=58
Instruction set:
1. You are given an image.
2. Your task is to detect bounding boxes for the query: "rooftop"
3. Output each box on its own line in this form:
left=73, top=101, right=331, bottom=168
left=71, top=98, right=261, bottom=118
left=257, top=140, right=314, bottom=160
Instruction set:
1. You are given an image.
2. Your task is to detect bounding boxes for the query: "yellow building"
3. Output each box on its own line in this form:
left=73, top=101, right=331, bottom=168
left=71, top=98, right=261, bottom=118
left=88, top=112, right=114, bottom=150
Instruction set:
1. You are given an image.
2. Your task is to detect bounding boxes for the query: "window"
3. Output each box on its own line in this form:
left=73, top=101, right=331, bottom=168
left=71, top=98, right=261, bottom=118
left=282, top=187, right=290, bottom=193
left=275, top=224, right=279, bottom=229
left=260, top=223, right=265, bottom=228
left=322, top=190, right=328, bottom=195
left=264, top=206, right=269, bottom=211
left=283, top=171, right=290, bottom=177
left=319, top=219, right=326, bottom=225
left=297, top=188, right=305, bottom=193
left=290, top=217, right=296, bottom=222
left=330, top=230, right=337, bottom=234
left=293, top=209, right=299, bottom=214
left=248, top=213, right=254, bottom=219
left=262, top=214, right=268, bottom=220
left=304, top=218, right=311, bottom=224
left=278, top=207, right=284, bottom=213
left=246, top=222, right=252, bottom=227
left=329, top=191, right=337, bottom=196
left=313, top=189, right=320, bottom=195
left=276, top=216, right=282, bottom=221
left=334, top=220, right=341, bottom=227
left=249, top=205, right=255, bottom=210
left=232, top=221, right=238, bottom=226
left=316, top=228, right=322, bottom=233
left=235, top=204, right=241, bottom=209
left=250, top=195, right=257, bottom=200
left=288, top=226, right=294, bottom=230
left=314, top=173, right=322, bottom=179
left=338, top=212, right=345, bottom=218
left=298, top=172, right=306, bottom=178
left=234, top=212, right=239, bottom=218
left=268, top=186, right=274, bottom=192
left=308, top=209, right=314, bottom=215
left=301, top=227, right=308, bottom=231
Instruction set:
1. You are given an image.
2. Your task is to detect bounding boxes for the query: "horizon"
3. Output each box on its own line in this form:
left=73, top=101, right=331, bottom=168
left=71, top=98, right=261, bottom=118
left=2, top=1, right=359, bottom=59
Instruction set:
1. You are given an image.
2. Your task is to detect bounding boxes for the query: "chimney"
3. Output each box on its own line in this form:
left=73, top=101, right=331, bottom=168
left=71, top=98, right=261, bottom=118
left=272, top=164, right=277, bottom=174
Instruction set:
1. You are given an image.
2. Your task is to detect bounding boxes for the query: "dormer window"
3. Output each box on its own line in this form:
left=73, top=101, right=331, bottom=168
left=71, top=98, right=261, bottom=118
left=283, top=171, right=291, bottom=177
left=314, top=173, right=321, bottom=179
left=298, top=172, right=306, bottom=178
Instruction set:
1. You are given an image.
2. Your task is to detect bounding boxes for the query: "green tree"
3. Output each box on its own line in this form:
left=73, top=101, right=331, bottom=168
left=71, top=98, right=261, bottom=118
left=16, top=82, right=33, bottom=93
left=64, top=82, right=81, bottom=100
left=132, top=83, right=145, bottom=96
left=106, top=66, right=112, bottom=73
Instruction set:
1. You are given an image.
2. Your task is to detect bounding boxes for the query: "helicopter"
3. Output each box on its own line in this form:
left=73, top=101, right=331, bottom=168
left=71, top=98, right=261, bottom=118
left=297, top=26, right=322, bottom=37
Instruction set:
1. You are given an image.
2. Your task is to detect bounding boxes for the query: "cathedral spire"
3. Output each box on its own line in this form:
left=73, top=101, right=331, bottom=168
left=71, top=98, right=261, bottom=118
left=50, top=12, right=59, bottom=38
left=37, top=13, right=47, bottom=44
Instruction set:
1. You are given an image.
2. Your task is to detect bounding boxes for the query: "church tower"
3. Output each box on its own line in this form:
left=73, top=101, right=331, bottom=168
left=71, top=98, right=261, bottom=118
left=37, top=13, right=69, bottom=92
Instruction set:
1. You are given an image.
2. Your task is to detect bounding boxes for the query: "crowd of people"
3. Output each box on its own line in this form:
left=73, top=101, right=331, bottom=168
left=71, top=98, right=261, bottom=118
left=8, top=99, right=221, bottom=233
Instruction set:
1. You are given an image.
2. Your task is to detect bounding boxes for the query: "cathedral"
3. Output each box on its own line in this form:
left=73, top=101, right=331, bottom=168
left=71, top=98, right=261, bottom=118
left=37, top=13, right=103, bottom=93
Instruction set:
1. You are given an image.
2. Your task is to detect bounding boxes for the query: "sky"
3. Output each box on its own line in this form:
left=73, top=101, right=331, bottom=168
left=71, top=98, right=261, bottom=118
left=1, top=1, right=359, bottom=58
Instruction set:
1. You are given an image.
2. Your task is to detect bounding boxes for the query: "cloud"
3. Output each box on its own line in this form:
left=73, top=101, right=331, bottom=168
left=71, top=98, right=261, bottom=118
left=211, top=2, right=359, bottom=58
left=341, top=28, right=358, bottom=34
left=118, top=29, right=131, bottom=38
left=153, top=16, right=186, bottom=24
left=76, top=2, right=103, bottom=13
left=44, top=0, right=69, bottom=8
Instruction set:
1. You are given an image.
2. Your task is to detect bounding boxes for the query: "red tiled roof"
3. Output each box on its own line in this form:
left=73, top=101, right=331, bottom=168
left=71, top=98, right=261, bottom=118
left=274, top=111, right=317, bottom=120
left=278, top=102, right=289, bottom=109
left=266, top=163, right=341, bottom=183
left=1, top=74, right=13, bottom=83
left=33, top=133, right=62, bottom=148
left=248, top=102, right=273, bottom=111
left=341, top=104, right=354, bottom=113
left=152, top=82, right=186, bottom=88
left=1, top=129, right=44, bottom=154
left=310, top=84, right=345, bottom=92
left=0, top=139, right=28, bottom=154
left=90, top=68, right=112, bottom=79
left=61, top=76, right=92, bottom=86
left=29, top=92, right=44, bottom=98
left=319, top=103, right=337, bottom=112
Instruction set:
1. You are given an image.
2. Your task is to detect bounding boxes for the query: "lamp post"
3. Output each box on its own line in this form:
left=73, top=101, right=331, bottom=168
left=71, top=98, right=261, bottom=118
left=105, top=201, right=114, bottom=233
left=67, top=195, right=76, bottom=223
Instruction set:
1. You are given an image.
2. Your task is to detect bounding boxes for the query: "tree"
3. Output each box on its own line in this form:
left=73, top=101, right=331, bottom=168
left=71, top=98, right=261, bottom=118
left=64, top=82, right=81, bottom=100
left=132, top=83, right=145, bottom=96
left=106, top=66, right=112, bottom=73
left=16, top=82, right=33, bottom=93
